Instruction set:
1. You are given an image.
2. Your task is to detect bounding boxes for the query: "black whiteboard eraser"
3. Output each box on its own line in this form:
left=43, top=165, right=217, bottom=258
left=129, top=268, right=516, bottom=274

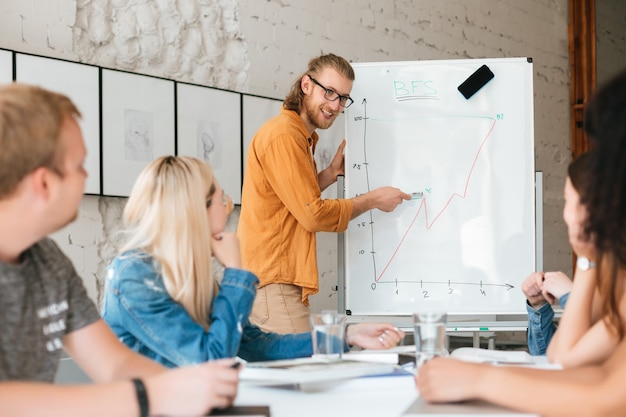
left=457, top=65, right=495, bottom=99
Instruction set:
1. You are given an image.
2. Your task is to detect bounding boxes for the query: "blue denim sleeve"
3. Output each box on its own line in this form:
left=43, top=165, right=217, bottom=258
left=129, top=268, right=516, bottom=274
left=206, top=268, right=259, bottom=359
left=104, top=256, right=259, bottom=366
left=237, top=321, right=313, bottom=362
left=526, top=301, right=556, bottom=356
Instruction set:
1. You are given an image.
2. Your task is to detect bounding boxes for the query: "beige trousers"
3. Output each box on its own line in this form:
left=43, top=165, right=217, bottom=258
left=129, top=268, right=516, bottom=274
left=250, top=283, right=311, bottom=334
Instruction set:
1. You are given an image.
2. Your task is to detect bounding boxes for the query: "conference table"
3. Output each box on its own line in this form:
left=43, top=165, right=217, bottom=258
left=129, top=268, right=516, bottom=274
left=234, top=372, right=539, bottom=417
left=56, top=356, right=542, bottom=416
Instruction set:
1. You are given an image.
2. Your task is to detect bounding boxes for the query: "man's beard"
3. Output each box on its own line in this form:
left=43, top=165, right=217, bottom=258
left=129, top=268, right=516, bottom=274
left=304, top=98, right=336, bottom=130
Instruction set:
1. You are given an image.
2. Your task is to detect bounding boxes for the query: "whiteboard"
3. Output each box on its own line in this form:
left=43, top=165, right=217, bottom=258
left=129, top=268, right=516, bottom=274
left=344, top=58, right=535, bottom=316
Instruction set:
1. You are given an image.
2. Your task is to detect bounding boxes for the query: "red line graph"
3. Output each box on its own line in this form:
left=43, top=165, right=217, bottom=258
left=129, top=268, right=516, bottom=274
left=375, top=118, right=498, bottom=282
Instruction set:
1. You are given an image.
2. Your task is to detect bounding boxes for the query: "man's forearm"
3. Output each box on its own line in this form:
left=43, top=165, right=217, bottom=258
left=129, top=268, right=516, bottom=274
left=318, top=166, right=339, bottom=192
left=350, top=192, right=375, bottom=219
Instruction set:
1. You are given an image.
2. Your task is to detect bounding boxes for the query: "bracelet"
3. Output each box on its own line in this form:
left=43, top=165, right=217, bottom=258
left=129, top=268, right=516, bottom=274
left=344, top=324, right=353, bottom=348
left=132, top=378, right=150, bottom=417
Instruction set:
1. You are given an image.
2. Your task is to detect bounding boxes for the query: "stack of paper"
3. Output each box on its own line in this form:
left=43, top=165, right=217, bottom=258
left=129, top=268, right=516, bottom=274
left=450, top=347, right=533, bottom=364
left=240, top=357, right=397, bottom=385
left=343, top=345, right=417, bottom=364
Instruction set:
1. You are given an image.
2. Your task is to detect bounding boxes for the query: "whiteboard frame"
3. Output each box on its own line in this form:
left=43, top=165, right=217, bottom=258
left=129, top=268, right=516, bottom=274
left=339, top=57, right=537, bottom=321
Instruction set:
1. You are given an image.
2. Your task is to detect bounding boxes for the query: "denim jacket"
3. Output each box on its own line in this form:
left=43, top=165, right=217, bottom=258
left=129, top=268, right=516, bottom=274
left=101, top=251, right=313, bottom=367
left=526, top=292, right=570, bottom=356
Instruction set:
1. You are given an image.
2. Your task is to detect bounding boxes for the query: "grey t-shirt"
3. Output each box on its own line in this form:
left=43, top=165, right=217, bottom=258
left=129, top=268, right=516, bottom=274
left=0, top=238, right=100, bottom=382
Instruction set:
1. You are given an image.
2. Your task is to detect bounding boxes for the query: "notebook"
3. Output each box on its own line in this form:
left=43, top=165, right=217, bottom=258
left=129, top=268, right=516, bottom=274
left=240, top=357, right=397, bottom=385
left=450, top=347, right=533, bottom=364
left=342, top=345, right=417, bottom=365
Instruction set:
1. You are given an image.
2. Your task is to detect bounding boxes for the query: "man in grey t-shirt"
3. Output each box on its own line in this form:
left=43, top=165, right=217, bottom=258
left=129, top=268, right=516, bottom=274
left=0, top=83, right=240, bottom=417
left=0, top=238, right=101, bottom=381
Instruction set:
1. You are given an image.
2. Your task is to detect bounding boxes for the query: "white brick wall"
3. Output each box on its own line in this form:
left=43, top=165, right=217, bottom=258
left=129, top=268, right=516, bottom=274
left=0, top=0, right=77, bottom=59
left=72, top=0, right=248, bottom=90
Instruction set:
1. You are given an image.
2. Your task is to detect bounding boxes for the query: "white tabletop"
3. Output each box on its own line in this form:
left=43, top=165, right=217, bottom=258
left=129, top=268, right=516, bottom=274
left=235, top=372, right=539, bottom=417
left=235, top=373, right=417, bottom=417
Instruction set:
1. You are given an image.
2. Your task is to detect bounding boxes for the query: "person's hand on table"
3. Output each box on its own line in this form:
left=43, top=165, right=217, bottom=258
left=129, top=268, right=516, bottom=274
left=346, top=323, right=405, bottom=349
left=416, top=357, right=483, bottom=403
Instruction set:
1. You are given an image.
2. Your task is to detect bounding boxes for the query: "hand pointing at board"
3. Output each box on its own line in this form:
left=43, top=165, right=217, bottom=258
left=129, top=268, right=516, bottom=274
left=351, top=186, right=411, bottom=219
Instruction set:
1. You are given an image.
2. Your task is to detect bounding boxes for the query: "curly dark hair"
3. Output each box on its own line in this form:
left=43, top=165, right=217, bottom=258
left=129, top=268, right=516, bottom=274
left=582, top=69, right=626, bottom=339
left=568, top=151, right=593, bottom=200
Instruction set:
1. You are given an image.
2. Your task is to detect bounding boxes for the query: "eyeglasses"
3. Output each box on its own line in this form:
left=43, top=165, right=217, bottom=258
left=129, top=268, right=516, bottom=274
left=307, top=75, right=354, bottom=108
left=206, top=192, right=233, bottom=215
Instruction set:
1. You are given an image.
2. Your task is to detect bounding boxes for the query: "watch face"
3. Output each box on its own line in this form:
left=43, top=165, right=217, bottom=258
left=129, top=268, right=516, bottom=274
left=577, top=257, right=593, bottom=270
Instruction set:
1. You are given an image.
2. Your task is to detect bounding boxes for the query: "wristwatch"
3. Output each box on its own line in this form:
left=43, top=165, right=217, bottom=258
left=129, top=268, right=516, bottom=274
left=576, top=256, right=596, bottom=271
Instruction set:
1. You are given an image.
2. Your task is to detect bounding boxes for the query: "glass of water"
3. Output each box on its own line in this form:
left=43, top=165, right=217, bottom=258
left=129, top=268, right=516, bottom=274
left=412, top=311, right=448, bottom=369
left=310, top=311, right=347, bottom=360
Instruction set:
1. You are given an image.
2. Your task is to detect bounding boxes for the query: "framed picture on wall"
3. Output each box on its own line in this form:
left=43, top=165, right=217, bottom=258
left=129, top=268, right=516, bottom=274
left=16, top=53, right=101, bottom=195
left=0, top=49, right=12, bottom=84
left=102, top=69, right=175, bottom=197
left=242, top=95, right=283, bottom=176
left=177, top=83, right=242, bottom=204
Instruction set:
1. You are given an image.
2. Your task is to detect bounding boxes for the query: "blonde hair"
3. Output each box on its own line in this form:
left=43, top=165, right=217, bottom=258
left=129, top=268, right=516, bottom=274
left=121, top=155, right=217, bottom=329
left=0, top=83, right=81, bottom=199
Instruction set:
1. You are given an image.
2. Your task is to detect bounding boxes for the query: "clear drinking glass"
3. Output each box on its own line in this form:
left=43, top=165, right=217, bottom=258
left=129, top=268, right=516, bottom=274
left=413, top=311, right=449, bottom=369
left=310, top=311, right=347, bottom=360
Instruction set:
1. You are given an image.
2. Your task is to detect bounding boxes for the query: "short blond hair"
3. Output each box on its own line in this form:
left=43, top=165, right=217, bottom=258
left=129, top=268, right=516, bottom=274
left=0, top=83, right=81, bottom=199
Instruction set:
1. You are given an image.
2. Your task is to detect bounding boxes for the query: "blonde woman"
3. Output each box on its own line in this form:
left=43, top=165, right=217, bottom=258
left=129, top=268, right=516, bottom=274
left=102, top=156, right=404, bottom=367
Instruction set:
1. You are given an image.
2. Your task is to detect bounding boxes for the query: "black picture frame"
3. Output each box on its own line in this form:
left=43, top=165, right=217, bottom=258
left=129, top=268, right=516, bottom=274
left=101, top=69, right=175, bottom=197
left=177, top=82, right=242, bottom=204
left=16, top=53, right=102, bottom=195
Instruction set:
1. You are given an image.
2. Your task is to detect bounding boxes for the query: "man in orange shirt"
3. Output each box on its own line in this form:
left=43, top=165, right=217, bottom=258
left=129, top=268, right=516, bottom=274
left=238, top=53, right=411, bottom=334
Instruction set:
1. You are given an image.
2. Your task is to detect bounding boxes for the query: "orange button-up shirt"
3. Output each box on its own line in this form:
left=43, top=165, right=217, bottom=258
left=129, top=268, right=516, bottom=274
left=238, top=108, right=353, bottom=304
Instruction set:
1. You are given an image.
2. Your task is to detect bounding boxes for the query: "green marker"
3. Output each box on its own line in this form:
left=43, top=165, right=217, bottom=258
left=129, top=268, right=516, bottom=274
left=479, top=327, right=490, bottom=331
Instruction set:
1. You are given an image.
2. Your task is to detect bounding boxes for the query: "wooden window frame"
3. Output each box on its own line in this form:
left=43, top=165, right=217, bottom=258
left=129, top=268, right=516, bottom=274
left=569, top=0, right=596, bottom=158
